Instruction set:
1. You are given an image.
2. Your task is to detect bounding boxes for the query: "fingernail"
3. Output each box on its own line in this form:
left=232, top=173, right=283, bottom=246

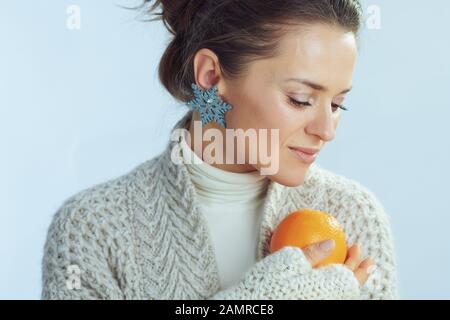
left=319, top=239, right=335, bottom=251
left=367, top=265, right=377, bottom=274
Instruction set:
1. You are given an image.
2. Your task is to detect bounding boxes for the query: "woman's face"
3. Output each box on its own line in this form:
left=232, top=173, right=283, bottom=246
left=221, top=23, right=358, bottom=187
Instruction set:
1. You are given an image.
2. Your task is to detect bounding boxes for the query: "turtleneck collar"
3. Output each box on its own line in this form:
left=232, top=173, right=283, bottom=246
left=178, top=129, right=270, bottom=204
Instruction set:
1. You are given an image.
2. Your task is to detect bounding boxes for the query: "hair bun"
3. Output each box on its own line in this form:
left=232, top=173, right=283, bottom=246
left=145, top=0, right=204, bottom=35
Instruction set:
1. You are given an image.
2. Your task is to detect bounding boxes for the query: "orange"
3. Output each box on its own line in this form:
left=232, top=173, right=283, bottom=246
left=269, top=209, right=347, bottom=267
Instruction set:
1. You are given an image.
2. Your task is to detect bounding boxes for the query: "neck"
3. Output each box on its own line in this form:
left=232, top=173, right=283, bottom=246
left=187, top=111, right=258, bottom=174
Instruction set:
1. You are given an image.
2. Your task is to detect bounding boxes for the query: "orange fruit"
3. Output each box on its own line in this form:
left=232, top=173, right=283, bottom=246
left=269, top=209, right=347, bottom=267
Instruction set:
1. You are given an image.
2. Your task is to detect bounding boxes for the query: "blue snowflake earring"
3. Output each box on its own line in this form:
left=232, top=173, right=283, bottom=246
left=186, top=83, right=233, bottom=128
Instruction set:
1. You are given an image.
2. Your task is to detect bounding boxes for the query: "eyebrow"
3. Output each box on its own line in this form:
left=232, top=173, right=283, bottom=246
left=284, top=78, right=353, bottom=94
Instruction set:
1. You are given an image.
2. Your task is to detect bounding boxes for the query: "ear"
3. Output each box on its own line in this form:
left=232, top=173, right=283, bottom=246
left=192, top=48, right=222, bottom=90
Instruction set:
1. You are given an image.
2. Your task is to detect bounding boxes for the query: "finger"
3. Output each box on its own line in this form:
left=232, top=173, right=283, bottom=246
left=358, top=256, right=374, bottom=270
left=354, top=258, right=376, bottom=288
left=344, top=243, right=363, bottom=271
left=344, top=244, right=356, bottom=265
left=353, top=268, right=368, bottom=288
left=302, top=239, right=335, bottom=268
left=345, top=243, right=357, bottom=260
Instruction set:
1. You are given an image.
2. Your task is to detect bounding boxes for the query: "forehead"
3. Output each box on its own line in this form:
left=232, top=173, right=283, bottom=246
left=253, top=23, right=358, bottom=88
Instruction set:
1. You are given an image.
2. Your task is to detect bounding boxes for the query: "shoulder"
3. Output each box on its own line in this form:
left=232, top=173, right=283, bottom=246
left=44, top=153, right=164, bottom=250
left=42, top=154, right=169, bottom=299
left=292, top=163, right=391, bottom=225
left=44, top=177, right=127, bottom=255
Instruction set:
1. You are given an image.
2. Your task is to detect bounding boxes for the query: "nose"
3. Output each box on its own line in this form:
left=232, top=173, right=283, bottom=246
left=305, top=104, right=337, bottom=142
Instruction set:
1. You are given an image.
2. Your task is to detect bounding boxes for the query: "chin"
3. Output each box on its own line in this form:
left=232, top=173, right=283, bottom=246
left=269, top=168, right=307, bottom=187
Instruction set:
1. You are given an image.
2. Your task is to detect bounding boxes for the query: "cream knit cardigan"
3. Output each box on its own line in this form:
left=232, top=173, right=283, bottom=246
left=41, top=110, right=400, bottom=300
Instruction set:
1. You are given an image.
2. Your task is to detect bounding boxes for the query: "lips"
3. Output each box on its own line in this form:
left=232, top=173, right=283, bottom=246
left=288, top=146, right=320, bottom=164
left=289, top=146, right=320, bottom=155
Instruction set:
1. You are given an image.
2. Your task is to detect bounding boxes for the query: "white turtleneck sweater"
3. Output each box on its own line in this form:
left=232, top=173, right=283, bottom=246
left=179, top=130, right=270, bottom=290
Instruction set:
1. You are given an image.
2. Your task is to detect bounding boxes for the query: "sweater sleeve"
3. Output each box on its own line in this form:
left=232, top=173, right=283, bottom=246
left=41, top=199, right=124, bottom=300
left=208, top=246, right=361, bottom=300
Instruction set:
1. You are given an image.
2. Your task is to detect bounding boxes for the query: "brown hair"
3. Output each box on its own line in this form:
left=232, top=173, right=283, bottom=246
left=138, top=0, right=363, bottom=102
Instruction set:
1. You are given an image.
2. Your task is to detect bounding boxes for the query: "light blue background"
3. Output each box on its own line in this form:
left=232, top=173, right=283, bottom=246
left=1, top=0, right=449, bottom=299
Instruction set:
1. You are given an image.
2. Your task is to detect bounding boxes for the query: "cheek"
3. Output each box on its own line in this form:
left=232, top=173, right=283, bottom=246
left=226, top=88, right=309, bottom=149
left=227, top=88, right=289, bottom=129
left=226, top=91, right=271, bottom=129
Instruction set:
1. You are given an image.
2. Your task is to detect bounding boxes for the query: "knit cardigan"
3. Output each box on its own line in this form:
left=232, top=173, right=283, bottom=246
left=41, top=110, right=400, bottom=300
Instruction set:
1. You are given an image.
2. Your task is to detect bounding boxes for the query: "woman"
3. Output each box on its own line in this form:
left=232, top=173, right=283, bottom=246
left=41, top=0, right=399, bottom=299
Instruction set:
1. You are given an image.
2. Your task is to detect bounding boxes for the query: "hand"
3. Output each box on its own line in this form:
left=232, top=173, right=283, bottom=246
left=301, top=240, right=377, bottom=287
left=343, top=243, right=376, bottom=288
left=211, top=245, right=361, bottom=300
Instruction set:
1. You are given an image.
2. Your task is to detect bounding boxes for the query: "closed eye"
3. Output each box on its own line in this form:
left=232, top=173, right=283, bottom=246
left=287, top=97, right=312, bottom=108
left=288, top=97, right=348, bottom=112
left=332, top=103, right=348, bottom=111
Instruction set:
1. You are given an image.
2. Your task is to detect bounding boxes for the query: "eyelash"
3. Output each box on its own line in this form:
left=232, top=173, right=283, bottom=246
left=288, top=97, right=349, bottom=112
